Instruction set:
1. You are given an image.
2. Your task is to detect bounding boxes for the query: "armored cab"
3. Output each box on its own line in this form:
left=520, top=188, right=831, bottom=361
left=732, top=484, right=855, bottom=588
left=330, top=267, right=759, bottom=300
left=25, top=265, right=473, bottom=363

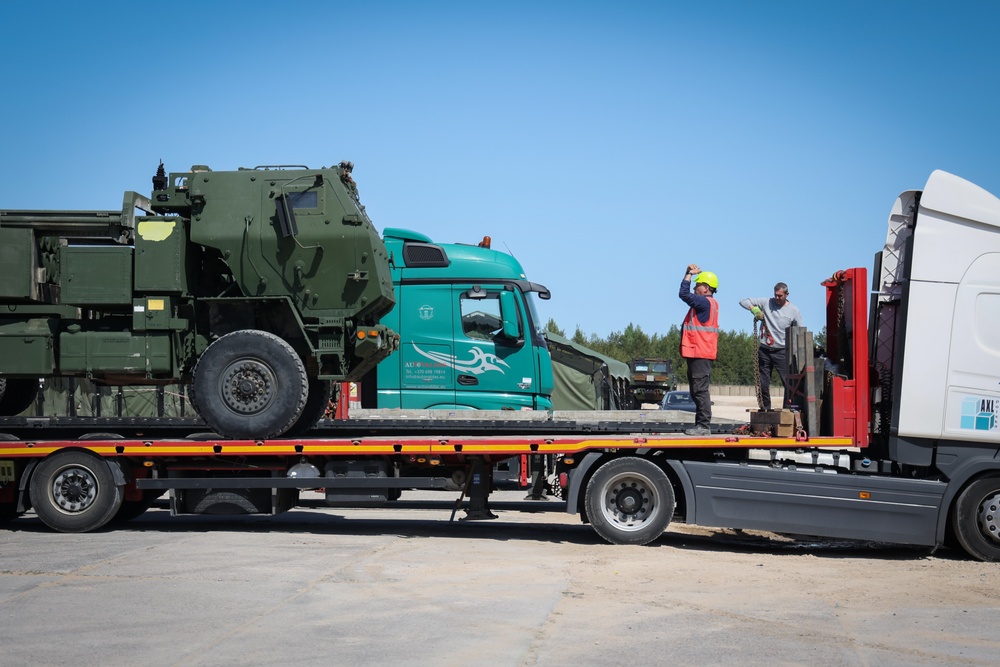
left=0, top=162, right=398, bottom=438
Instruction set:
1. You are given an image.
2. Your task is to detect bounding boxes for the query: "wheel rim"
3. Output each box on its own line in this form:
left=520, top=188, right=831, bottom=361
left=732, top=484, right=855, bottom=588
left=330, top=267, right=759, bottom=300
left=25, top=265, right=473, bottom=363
left=976, top=491, right=1000, bottom=544
left=50, top=465, right=99, bottom=514
left=599, top=471, right=661, bottom=532
left=219, top=358, right=278, bottom=415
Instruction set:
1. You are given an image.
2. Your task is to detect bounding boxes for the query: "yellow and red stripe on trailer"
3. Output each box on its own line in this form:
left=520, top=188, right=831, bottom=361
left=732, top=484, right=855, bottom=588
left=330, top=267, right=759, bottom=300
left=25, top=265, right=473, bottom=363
left=0, top=434, right=857, bottom=459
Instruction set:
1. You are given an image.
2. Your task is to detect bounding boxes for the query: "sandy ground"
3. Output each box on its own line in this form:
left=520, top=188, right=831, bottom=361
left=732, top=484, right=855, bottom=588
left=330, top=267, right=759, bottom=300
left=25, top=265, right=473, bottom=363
left=708, top=393, right=759, bottom=421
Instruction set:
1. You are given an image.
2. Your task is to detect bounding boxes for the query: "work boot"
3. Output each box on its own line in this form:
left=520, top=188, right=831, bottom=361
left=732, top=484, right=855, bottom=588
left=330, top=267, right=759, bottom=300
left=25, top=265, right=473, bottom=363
left=684, top=425, right=711, bottom=436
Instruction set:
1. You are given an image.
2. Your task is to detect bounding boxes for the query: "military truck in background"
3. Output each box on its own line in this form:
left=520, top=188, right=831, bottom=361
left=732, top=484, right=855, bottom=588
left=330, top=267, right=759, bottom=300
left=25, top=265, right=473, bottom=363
left=0, top=162, right=398, bottom=438
left=628, top=358, right=674, bottom=407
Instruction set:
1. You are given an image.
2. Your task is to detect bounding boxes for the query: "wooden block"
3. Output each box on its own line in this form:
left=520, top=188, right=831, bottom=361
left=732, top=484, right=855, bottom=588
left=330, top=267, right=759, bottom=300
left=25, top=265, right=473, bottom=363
left=774, top=424, right=795, bottom=437
left=749, top=409, right=796, bottom=425
left=750, top=409, right=798, bottom=436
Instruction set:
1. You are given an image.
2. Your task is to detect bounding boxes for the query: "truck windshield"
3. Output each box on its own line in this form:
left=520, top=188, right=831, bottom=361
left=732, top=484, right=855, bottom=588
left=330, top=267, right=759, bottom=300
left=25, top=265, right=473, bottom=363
left=512, top=279, right=550, bottom=348
left=523, top=291, right=548, bottom=348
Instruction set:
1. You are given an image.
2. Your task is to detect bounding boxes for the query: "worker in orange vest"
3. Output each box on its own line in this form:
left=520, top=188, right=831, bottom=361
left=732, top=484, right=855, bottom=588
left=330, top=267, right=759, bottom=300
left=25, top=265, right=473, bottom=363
left=678, top=263, right=719, bottom=436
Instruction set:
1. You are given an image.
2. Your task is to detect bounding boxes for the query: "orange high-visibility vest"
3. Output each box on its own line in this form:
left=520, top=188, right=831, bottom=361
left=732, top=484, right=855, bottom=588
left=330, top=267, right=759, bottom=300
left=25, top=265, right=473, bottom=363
left=680, top=297, right=719, bottom=360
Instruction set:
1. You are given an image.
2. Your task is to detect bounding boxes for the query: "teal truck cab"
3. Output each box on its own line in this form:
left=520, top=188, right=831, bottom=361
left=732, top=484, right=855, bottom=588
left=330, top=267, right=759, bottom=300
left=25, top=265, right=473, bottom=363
left=362, top=229, right=554, bottom=410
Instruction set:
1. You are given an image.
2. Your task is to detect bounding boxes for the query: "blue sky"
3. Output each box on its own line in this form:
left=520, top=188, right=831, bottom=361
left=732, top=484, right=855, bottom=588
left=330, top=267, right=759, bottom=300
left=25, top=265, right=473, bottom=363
left=3, top=1, right=999, bottom=338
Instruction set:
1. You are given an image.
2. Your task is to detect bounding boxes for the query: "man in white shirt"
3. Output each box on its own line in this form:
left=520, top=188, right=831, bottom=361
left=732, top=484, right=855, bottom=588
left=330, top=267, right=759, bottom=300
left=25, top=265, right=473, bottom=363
left=739, top=282, right=803, bottom=410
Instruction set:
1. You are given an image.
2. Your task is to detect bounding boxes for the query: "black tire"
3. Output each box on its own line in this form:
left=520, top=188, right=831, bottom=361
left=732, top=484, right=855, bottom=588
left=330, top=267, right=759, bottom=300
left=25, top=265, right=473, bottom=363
left=28, top=451, right=123, bottom=533
left=190, top=330, right=308, bottom=439
left=0, top=378, right=39, bottom=416
left=191, top=490, right=260, bottom=514
left=284, top=379, right=335, bottom=438
left=584, top=457, right=674, bottom=545
left=951, top=476, right=1000, bottom=561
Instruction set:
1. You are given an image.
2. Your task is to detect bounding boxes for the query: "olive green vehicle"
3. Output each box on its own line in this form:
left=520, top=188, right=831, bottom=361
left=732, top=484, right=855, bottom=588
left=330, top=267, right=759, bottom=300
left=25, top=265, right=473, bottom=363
left=0, top=162, right=398, bottom=438
left=628, top=358, right=674, bottom=408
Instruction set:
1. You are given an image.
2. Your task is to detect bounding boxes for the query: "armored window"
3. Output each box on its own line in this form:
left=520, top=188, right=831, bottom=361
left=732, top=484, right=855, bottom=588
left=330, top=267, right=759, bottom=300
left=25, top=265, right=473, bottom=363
left=287, top=191, right=318, bottom=210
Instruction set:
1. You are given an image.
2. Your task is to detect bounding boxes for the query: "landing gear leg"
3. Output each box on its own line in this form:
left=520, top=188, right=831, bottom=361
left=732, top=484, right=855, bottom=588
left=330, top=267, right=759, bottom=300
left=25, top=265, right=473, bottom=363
left=524, top=454, right=549, bottom=500
left=460, top=457, right=497, bottom=521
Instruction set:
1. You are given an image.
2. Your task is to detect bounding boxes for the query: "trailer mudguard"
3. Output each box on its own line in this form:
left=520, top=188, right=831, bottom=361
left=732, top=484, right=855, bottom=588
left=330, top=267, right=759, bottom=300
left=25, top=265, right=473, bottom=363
left=564, top=451, right=606, bottom=515
left=682, top=461, right=948, bottom=547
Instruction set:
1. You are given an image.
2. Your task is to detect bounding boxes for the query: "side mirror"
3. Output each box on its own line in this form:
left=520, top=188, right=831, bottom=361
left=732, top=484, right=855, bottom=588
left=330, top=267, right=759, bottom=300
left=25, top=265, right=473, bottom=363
left=499, top=290, right=520, bottom=339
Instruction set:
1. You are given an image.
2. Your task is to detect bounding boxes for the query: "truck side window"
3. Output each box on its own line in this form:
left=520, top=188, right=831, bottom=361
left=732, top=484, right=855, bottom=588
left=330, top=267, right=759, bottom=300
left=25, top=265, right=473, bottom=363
left=460, top=294, right=503, bottom=340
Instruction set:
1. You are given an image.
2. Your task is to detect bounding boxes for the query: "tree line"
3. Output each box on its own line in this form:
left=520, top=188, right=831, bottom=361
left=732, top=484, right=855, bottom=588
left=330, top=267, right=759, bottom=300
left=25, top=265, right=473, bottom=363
left=547, top=320, right=760, bottom=386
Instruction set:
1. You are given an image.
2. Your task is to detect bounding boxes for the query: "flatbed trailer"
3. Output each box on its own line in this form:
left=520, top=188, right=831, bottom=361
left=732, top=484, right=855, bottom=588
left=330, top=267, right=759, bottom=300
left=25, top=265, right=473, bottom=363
left=4, top=170, right=1000, bottom=561
left=0, top=428, right=861, bottom=541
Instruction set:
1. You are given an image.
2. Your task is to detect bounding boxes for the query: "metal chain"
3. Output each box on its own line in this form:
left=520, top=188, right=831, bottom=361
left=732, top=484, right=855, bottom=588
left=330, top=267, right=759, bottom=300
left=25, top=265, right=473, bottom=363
left=752, top=320, right=764, bottom=410
left=837, top=279, right=847, bottom=368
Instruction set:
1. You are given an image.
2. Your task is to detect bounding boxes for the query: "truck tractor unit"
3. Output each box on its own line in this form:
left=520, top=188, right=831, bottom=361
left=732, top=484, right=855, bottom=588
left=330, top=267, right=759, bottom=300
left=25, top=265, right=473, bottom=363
left=0, top=162, right=398, bottom=439
left=361, top=228, right=554, bottom=411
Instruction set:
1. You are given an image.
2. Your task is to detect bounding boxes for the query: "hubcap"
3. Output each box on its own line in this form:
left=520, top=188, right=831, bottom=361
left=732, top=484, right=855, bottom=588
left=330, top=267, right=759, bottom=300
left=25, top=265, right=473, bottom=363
left=977, top=492, right=1000, bottom=543
left=221, top=359, right=277, bottom=415
left=601, top=473, right=658, bottom=532
left=51, top=466, right=98, bottom=514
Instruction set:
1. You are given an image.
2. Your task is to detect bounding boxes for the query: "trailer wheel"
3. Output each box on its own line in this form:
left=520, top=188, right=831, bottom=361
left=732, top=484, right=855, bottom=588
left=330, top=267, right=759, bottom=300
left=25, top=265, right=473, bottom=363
left=29, top=451, right=123, bottom=533
left=0, top=378, right=39, bottom=416
left=952, top=476, right=1000, bottom=561
left=191, top=330, right=308, bottom=439
left=585, top=457, right=674, bottom=545
left=283, top=379, right=334, bottom=437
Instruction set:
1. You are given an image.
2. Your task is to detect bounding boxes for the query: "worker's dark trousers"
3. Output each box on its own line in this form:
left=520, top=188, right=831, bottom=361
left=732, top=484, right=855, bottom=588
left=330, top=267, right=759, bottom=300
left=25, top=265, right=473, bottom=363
left=686, top=358, right=713, bottom=428
left=758, top=346, right=788, bottom=411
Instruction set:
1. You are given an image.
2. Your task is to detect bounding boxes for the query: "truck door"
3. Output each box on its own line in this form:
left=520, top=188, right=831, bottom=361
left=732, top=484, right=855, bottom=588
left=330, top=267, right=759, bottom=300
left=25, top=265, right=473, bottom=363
left=946, top=253, right=1000, bottom=439
left=396, top=283, right=456, bottom=408
left=452, top=285, right=539, bottom=410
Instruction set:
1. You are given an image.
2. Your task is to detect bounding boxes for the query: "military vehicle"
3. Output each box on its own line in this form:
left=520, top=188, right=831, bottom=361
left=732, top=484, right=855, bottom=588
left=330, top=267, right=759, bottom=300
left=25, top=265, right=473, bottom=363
left=628, top=358, right=674, bottom=407
left=0, top=162, right=398, bottom=438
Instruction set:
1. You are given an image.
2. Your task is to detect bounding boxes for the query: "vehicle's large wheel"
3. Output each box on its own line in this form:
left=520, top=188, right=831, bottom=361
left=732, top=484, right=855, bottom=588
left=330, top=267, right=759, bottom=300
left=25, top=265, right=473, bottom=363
left=190, top=330, right=308, bottom=439
left=28, top=451, right=123, bottom=532
left=0, top=378, right=39, bottom=416
left=585, top=457, right=674, bottom=545
left=284, top=379, right=334, bottom=438
left=951, top=476, right=1000, bottom=561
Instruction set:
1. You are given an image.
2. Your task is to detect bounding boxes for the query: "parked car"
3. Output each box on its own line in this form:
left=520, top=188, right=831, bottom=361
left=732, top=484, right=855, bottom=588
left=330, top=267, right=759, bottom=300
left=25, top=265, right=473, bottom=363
left=660, top=390, right=697, bottom=412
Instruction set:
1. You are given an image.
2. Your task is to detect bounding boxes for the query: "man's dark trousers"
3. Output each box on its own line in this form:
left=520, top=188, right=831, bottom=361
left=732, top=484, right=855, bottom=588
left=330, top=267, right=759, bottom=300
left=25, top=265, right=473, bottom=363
left=687, top=358, right=713, bottom=429
left=758, top=346, right=787, bottom=411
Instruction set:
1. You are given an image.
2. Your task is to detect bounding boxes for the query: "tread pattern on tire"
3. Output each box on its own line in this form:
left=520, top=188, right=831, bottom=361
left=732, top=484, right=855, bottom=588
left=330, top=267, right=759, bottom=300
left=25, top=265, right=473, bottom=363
left=189, top=330, right=308, bottom=440
left=284, top=379, right=334, bottom=438
left=0, top=378, right=39, bottom=417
